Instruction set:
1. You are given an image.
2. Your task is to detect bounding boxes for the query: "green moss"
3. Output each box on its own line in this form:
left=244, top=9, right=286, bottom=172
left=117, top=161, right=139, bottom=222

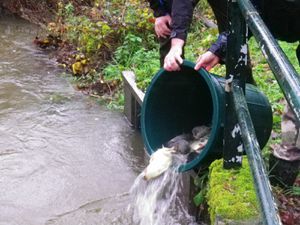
left=207, top=158, right=260, bottom=224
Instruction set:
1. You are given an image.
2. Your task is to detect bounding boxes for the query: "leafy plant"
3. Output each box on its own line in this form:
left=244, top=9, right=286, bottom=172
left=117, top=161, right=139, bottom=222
left=193, top=171, right=209, bottom=207
left=114, top=34, right=143, bottom=66
left=103, top=33, right=160, bottom=92
left=64, top=2, right=74, bottom=16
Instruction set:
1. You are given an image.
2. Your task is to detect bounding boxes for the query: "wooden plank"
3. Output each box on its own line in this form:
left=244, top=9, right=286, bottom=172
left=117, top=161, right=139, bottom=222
left=122, top=71, right=144, bottom=106
left=122, top=71, right=145, bottom=129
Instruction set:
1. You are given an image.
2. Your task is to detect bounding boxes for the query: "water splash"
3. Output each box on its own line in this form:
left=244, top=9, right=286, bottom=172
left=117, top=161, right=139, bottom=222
left=130, top=154, right=198, bottom=225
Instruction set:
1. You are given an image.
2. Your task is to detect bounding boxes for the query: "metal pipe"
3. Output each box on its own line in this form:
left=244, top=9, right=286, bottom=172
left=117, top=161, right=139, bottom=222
left=232, top=82, right=282, bottom=225
left=224, top=0, right=246, bottom=169
left=237, top=0, right=300, bottom=122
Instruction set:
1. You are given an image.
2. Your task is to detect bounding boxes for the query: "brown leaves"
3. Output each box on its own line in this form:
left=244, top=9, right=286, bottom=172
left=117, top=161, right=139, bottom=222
left=76, top=76, right=120, bottom=98
left=274, top=178, right=300, bottom=225
left=33, top=35, right=63, bottom=49
left=278, top=195, right=300, bottom=225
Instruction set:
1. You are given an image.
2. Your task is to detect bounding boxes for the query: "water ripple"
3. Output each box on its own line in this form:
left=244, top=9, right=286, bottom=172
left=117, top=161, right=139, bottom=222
left=0, top=15, right=144, bottom=225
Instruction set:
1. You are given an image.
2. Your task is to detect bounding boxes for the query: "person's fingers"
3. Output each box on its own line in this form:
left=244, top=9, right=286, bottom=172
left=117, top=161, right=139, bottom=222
left=194, top=63, right=201, bottom=71
left=175, top=54, right=183, bottom=65
left=155, top=21, right=163, bottom=37
left=194, top=62, right=202, bottom=70
left=194, top=56, right=204, bottom=70
left=164, top=62, right=172, bottom=71
left=160, top=33, right=166, bottom=38
left=162, top=29, right=171, bottom=36
left=195, top=52, right=221, bottom=71
left=160, top=24, right=171, bottom=35
left=163, top=44, right=183, bottom=71
left=164, top=60, right=173, bottom=71
left=164, top=58, right=180, bottom=71
left=205, top=64, right=212, bottom=71
left=172, top=61, right=180, bottom=71
left=155, top=24, right=170, bottom=38
left=160, top=30, right=170, bottom=38
left=204, top=57, right=219, bottom=71
left=157, top=28, right=166, bottom=38
left=169, top=63, right=180, bottom=71
left=154, top=26, right=160, bottom=37
left=167, top=16, right=172, bottom=26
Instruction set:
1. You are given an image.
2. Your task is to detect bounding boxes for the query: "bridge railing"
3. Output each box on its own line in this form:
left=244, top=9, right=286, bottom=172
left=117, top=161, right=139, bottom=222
left=224, top=1, right=300, bottom=224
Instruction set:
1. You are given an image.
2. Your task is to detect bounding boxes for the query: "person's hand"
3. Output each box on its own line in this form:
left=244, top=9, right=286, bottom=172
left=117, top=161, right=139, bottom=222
left=154, top=15, right=172, bottom=38
left=164, top=38, right=184, bottom=71
left=194, top=51, right=220, bottom=71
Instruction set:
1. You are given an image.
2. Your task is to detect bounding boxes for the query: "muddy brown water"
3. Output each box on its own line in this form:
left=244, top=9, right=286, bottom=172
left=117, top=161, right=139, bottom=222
left=0, top=15, right=148, bottom=225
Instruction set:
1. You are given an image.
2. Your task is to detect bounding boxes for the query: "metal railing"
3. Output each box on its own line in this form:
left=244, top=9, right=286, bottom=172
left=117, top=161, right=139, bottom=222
left=224, top=0, right=300, bottom=224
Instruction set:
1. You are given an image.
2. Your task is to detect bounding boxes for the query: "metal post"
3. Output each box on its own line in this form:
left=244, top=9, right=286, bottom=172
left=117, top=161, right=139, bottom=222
left=223, top=0, right=251, bottom=169
left=237, top=0, right=300, bottom=123
left=232, top=82, right=282, bottom=225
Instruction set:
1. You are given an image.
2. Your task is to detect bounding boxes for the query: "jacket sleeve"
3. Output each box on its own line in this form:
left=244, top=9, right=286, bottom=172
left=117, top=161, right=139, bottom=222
left=148, top=0, right=168, bottom=18
left=170, top=0, right=196, bottom=41
left=208, top=31, right=228, bottom=63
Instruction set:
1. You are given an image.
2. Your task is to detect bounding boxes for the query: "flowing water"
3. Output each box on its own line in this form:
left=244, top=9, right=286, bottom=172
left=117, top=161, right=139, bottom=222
left=0, top=14, right=200, bottom=225
left=130, top=155, right=198, bottom=225
left=0, top=14, right=147, bottom=225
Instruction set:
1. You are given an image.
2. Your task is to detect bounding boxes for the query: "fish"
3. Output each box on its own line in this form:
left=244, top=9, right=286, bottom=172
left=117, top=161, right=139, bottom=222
left=143, top=126, right=212, bottom=180
left=165, top=133, right=192, bottom=154
left=192, top=125, right=211, bottom=140
left=165, top=126, right=211, bottom=154
left=143, top=146, right=176, bottom=181
left=190, top=125, right=211, bottom=153
left=190, top=137, right=209, bottom=153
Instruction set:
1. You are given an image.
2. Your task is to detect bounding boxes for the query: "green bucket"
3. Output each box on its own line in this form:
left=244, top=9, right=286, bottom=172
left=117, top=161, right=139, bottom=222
left=141, top=61, right=272, bottom=171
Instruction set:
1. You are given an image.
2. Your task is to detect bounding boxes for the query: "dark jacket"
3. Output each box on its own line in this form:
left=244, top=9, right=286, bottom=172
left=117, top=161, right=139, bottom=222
left=209, top=0, right=300, bottom=64
left=148, top=0, right=199, bottom=41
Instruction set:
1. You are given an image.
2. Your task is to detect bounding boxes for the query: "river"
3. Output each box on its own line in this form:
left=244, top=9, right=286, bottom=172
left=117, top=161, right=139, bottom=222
left=0, top=14, right=147, bottom=225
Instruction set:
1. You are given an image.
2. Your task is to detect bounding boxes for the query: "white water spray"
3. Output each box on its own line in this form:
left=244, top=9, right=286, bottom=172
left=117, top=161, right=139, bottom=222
left=129, top=154, right=198, bottom=225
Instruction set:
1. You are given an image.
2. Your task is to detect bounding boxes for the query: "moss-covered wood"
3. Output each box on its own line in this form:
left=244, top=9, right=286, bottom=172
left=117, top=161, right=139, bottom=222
left=207, top=158, right=260, bottom=224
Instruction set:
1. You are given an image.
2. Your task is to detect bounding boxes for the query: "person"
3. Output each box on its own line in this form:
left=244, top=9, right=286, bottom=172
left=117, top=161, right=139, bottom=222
left=194, top=0, right=300, bottom=71
left=147, top=0, right=199, bottom=71
left=193, top=0, right=300, bottom=186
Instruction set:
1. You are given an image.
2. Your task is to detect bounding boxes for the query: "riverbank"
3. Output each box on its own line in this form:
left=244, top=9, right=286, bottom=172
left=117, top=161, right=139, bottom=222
left=1, top=0, right=157, bottom=109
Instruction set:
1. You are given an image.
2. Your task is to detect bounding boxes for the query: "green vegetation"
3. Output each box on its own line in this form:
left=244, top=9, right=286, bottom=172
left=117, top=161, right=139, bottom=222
left=193, top=170, right=209, bottom=207
left=103, top=33, right=160, bottom=91
left=207, top=158, right=260, bottom=223
left=30, top=0, right=157, bottom=109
